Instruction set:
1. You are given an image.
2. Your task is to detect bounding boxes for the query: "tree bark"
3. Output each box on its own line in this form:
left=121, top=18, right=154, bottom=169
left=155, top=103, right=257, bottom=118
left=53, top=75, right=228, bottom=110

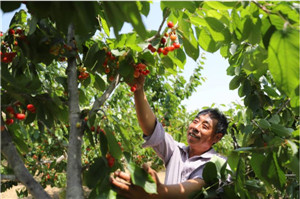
left=1, top=128, right=51, bottom=199
left=66, top=23, right=84, bottom=199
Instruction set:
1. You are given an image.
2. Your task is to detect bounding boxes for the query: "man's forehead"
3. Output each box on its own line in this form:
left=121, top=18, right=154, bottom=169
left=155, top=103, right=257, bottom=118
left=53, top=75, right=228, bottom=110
left=195, top=114, right=217, bottom=125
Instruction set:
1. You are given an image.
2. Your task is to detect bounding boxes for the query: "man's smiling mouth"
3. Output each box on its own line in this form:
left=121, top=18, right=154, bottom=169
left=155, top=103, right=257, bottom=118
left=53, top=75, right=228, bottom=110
left=189, top=132, right=200, bottom=139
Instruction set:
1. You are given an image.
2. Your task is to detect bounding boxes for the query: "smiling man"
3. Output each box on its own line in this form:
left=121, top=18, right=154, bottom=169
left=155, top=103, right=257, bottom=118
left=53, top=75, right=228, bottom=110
left=111, top=75, right=228, bottom=199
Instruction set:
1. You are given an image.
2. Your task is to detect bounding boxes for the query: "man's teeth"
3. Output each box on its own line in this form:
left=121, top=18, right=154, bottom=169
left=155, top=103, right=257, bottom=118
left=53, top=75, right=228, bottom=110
left=189, top=133, right=199, bottom=139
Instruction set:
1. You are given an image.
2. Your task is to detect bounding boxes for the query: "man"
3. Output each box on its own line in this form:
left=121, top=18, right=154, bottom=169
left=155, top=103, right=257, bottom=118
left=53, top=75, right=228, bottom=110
left=111, top=75, right=228, bottom=199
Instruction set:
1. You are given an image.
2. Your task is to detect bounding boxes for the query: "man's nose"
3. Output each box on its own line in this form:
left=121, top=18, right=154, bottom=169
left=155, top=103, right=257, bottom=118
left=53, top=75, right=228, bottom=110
left=194, top=123, right=201, bottom=129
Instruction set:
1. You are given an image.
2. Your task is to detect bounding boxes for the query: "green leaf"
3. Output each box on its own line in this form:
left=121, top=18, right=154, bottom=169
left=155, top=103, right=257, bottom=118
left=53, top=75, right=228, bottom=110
left=205, top=17, right=230, bottom=43
left=179, top=13, right=199, bottom=61
left=198, top=28, right=218, bottom=53
left=229, top=75, right=241, bottom=90
left=84, top=43, right=99, bottom=69
left=99, top=130, right=108, bottom=156
left=268, top=29, right=300, bottom=111
left=202, top=162, right=218, bottom=185
left=127, top=163, right=157, bottom=194
left=99, top=16, right=110, bottom=37
left=94, top=74, right=106, bottom=92
left=258, top=119, right=271, bottom=129
left=205, top=1, right=238, bottom=10
left=83, top=158, right=108, bottom=189
left=1, top=1, right=21, bottom=13
left=104, top=126, right=122, bottom=160
left=12, top=130, right=29, bottom=154
left=270, top=123, right=293, bottom=137
left=160, top=1, right=196, bottom=13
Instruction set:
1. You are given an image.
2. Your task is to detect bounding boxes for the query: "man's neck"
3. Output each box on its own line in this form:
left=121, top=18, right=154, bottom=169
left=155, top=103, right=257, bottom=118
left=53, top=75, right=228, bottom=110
left=188, top=146, right=212, bottom=158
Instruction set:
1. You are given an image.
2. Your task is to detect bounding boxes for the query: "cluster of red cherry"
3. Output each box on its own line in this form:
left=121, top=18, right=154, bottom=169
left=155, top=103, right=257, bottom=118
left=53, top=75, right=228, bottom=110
left=147, top=21, right=181, bottom=56
left=0, top=28, right=25, bottom=64
left=130, top=62, right=150, bottom=92
left=78, top=66, right=89, bottom=81
left=2, top=103, right=36, bottom=128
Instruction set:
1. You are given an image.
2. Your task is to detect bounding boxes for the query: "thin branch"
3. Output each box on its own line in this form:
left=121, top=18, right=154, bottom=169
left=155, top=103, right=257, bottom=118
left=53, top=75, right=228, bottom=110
left=146, top=8, right=170, bottom=43
left=275, top=98, right=291, bottom=115
left=89, top=73, right=120, bottom=117
left=252, top=0, right=271, bottom=14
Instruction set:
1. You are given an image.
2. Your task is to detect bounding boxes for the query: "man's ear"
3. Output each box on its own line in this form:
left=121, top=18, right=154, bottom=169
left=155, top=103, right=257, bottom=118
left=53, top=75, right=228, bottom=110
left=215, top=133, right=223, bottom=142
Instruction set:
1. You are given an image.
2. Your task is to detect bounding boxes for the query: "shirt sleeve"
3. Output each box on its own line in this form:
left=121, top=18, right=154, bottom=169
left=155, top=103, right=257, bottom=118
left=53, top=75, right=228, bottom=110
left=142, top=119, right=178, bottom=165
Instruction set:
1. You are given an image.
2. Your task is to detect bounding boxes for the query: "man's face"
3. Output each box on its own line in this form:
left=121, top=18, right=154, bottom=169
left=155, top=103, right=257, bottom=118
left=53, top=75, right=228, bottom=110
left=187, top=114, right=222, bottom=150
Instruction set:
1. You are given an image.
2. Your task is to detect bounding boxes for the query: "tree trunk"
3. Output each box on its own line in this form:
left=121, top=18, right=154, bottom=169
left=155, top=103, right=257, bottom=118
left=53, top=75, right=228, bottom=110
left=1, top=128, right=51, bottom=199
left=66, top=23, right=84, bottom=199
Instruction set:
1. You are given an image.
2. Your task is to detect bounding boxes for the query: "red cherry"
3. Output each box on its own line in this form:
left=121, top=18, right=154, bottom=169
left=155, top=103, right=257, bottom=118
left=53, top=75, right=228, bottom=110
left=173, top=42, right=181, bottom=49
left=9, top=29, right=15, bottom=35
left=16, top=29, right=23, bottom=35
left=106, top=51, right=112, bottom=57
left=157, top=48, right=163, bottom=54
left=16, top=113, right=26, bottom=120
left=90, top=126, right=95, bottom=131
left=130, top=85, right=137, bottom=92
left=5, top=119, right=14, bottom=125
left=14, top=41, right=18, bottom=46
left=150, top=47, right=156, bottom=53
left=148, top=44, right=153, bottom=50
left=107, top=156, right=115, bottom=168
left=162, top=49, right=168, bottom=55
left=6, top=106, right=14, bottom=114
left=27, top=104, right=35, bottom=112
left=167, top=21, right=174, bottom=28
left=1, top=125, right=5, bottom=131
left=160, top=37, right=166, bottom=44
left=167, top=46, right=174, bottom=51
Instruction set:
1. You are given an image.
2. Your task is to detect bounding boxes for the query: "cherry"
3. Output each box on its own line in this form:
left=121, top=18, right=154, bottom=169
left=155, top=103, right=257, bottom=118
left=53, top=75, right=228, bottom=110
left=170, top=34, right=177, bottom=41
left=6, top=106, right=14, bottom=114
left=157, top=48, right=163, bottom=54
left=173, top=42, right=181, bottom=49
left=1, top=126, right=5, bottom=131
left=90, top=126, right=95, bottom=131
left=133, top=70, right=140, bottom=78
left=130, top=85, right=137, bottom=92
left=9, top=29, right=15, bottom=35
left=148, top=44, right=153, bottom=50
left=15, top=113, right=26, bottom=120
left=6, top=119, right=14, bottom=125
left=167, top=21, right=174, bottom=28
left=161, top=37, right=166, bottom=44
left=105, top=68, right=110, bottom=74
left=164, top=32, right=169, bottom=37
left=162, top=49, right=168, bottom=55
left=109, top=76, right=114, bottom=81
left=106, top=154, right=115, bottom=168
left=27, top=104, right=36, bottom=113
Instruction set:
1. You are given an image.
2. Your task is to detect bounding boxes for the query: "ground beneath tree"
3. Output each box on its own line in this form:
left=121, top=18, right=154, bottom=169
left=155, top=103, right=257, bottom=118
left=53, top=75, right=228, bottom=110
left=1, top=171, right=165, bottom=198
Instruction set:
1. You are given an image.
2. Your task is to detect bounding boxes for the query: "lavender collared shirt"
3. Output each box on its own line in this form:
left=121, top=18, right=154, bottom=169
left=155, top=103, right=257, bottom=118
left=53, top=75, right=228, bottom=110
left=142, top=120, right=226, bottom=185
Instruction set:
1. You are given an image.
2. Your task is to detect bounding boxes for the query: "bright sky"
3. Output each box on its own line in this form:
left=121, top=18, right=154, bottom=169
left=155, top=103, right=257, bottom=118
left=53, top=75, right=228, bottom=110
left=1, top=2, right=242, bottom=112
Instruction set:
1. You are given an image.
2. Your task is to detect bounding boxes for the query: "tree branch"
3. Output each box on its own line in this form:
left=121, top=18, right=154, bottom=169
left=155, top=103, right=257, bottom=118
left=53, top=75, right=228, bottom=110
left=89, top=73, right=120, bottom=117
left=146, top=8, right=170, bottom=43
left=65, top=23, right=84, bottom=199
left=1, top=125, right=51, bottom=199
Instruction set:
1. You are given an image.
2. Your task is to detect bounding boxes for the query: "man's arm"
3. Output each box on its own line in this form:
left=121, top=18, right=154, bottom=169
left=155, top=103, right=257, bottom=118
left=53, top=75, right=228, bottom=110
left=134, top=75, right=156, bottom=136
left=111, top=164, right=205, bottom=199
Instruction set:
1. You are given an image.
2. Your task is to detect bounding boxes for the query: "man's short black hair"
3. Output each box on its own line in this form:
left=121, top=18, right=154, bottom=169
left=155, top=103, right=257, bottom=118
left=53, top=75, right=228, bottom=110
left=196, top=108, right=228, bottom=135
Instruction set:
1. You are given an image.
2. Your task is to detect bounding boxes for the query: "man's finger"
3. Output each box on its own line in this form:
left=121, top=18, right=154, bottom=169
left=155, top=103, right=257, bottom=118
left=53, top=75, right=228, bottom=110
left=110, top=177, right=130, bottom=191
left=114, top=170, right=131, bottom=183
